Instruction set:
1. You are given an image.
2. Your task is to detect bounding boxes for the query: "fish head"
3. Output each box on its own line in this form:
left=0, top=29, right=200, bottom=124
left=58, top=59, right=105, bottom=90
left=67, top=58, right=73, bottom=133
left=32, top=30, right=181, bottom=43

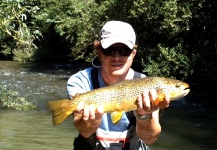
left=156, top=77, right=190, bottom=101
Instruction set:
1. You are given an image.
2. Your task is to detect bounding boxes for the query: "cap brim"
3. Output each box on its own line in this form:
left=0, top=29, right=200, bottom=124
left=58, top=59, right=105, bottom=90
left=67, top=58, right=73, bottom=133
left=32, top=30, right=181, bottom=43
left=101, top=38, right=134, bottom=49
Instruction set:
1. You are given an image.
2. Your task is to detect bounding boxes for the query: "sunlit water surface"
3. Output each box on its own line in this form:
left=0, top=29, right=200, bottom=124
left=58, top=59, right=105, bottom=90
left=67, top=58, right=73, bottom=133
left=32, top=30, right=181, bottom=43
left=0, top=61, right=216, bottom=150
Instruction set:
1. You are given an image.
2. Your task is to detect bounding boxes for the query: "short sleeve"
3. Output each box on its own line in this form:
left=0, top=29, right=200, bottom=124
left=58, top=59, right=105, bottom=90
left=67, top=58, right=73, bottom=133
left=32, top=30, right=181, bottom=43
left=67, top=68, right=93, bottom=99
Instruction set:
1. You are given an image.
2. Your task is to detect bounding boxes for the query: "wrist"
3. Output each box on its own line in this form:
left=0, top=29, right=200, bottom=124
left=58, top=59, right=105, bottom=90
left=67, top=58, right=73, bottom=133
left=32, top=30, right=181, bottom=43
left=133, top=111, right=152, bottom=121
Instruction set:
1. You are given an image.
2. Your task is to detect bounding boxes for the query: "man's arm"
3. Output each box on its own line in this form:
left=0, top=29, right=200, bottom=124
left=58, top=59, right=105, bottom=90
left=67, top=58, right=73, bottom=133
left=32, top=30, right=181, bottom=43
left=136, top=110, right=161, bottom=144
left=135, top=90, right=170, bottom=144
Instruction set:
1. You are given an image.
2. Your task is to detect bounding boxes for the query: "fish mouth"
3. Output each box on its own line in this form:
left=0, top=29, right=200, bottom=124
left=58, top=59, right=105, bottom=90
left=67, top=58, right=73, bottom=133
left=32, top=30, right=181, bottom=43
left=183, top=88, right=190, bottom=96
left=170, top=88, right=190, bottom=100
left=181, top=84, right=190, bottom=97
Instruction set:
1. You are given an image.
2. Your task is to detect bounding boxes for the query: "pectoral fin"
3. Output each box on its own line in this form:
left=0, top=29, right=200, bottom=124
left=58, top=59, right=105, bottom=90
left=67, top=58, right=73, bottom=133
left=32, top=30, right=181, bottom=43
left=110, top=111, right=124, bottom=124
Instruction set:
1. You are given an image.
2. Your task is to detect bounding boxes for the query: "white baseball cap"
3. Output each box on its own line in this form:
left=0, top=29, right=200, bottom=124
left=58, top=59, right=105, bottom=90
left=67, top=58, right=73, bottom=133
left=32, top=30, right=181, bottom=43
left=99, top=21, right=136, bottom=49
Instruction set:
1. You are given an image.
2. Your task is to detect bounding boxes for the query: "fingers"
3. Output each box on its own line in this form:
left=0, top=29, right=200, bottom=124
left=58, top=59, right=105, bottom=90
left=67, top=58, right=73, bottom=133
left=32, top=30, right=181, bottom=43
left=96, top=105, right=104, bottom=115
left=74, top=102, right=84, bottom=115
left=136, top=89, right=171, bottom=115
left=159, top=94, right=170, bottom=108
left=149, top=89, right=158, bottom=109
left=83, top=105, right=90, bottom=120
left=142, top=90, right=151, bottom=110
left=74, top=102, right=104, bottom=121
left=136, top=90, right=153, bottom=115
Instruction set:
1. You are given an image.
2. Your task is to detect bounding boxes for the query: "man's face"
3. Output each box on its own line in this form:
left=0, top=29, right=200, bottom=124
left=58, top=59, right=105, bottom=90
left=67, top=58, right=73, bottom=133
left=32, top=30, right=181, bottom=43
left=98, top=43, right=136, bottom=78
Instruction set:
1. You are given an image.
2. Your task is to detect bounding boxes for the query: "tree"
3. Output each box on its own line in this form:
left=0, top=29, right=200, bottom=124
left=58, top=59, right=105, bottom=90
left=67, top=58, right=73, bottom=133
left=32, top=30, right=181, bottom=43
left=0, top=0, right=42, bottom=62
left=1, top=0, right=216, bottom=81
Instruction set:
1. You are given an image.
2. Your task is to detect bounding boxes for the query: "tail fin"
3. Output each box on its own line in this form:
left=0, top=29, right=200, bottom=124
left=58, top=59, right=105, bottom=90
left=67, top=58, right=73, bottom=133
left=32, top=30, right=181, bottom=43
left=47, top=99, right=75, bottom=125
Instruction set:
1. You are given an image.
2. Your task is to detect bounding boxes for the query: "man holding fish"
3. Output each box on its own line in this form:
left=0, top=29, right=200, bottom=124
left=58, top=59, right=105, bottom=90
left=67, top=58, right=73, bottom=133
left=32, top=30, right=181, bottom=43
left=66, top=21, right=171, bottom=150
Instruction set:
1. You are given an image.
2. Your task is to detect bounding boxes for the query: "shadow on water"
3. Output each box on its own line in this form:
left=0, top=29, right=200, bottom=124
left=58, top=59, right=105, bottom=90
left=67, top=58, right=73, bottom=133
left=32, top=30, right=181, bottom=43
left=0, top=61, right=217, bottom=150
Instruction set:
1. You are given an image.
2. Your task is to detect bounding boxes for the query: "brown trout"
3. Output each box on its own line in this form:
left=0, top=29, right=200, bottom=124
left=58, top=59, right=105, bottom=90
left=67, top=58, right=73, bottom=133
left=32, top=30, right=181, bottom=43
left=47, top=77, right=190, bottom=125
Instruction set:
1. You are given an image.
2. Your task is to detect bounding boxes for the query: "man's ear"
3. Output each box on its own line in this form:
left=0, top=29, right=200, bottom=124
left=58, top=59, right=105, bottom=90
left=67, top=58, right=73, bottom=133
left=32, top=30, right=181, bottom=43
left=131, top=49, right=137, bottom=59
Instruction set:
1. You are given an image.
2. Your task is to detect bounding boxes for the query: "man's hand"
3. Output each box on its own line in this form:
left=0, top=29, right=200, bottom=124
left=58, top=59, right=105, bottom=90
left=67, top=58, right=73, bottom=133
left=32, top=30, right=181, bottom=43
left=74, top=102, right=104, bottom=121
left=73, top=102, right=104, bottom=138
left=135, top=89, right=170, bottom=116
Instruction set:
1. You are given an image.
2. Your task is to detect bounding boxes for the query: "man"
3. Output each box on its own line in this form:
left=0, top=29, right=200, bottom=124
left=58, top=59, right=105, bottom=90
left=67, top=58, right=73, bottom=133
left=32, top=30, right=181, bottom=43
left=67, top=21, right=170, bottom=150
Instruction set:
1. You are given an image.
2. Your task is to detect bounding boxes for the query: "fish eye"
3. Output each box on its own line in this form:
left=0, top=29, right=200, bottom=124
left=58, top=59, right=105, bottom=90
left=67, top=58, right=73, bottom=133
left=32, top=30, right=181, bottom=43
left=175, top=83, right=181, bottom=88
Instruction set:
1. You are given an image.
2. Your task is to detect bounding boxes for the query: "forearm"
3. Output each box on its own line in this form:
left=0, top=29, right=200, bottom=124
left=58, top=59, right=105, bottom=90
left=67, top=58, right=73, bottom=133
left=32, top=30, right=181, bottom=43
left=136, top=111, right=161, bottom=144
left=74, top=115, right=102, bottom=138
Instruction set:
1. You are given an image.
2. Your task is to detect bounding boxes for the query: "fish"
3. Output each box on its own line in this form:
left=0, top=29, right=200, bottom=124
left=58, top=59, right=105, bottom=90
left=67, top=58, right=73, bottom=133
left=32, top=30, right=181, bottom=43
left=47, top=77, right=190, bottom=125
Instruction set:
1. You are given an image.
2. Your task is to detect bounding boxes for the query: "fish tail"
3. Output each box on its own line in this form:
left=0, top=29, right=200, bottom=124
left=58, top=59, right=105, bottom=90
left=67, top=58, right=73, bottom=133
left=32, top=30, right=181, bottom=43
left=47, top=100, right=75, bottom=125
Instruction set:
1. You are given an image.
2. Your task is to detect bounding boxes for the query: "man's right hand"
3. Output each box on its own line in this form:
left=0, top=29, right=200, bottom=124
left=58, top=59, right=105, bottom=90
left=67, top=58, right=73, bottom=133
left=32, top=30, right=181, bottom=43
left=73, top=102, right=104, bottom=138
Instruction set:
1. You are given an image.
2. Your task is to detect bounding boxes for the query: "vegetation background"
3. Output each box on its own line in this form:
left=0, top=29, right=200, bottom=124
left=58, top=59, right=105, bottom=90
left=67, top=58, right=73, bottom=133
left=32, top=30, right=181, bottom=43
left=0, top=0, right=216, bottom=82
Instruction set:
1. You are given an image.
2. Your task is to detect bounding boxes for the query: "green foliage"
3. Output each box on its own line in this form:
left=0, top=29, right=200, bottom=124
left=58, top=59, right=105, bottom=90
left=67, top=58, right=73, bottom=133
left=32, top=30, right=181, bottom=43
left=184, top=0, right=217, bottom=80
left=0, top=0, right=42, bottom=62
left=127, top=0, right=193, bottom=79
left=0, top=85, right=36, bottom=110
left=38, top=0, right=102, bottom=61
left=141, top=43, right=192, bottom=79
left=0, top=0, right=216, bottom=81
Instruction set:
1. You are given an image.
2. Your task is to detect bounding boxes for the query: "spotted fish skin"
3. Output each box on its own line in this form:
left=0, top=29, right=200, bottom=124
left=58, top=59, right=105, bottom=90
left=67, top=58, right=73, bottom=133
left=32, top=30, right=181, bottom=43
left=47, top=77, right=190, bottom=125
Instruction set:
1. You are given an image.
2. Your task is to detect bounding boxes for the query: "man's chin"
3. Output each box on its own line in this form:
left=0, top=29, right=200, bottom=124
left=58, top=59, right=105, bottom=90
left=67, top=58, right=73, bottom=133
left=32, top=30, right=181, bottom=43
left=111, top=69, right=126, bottom=76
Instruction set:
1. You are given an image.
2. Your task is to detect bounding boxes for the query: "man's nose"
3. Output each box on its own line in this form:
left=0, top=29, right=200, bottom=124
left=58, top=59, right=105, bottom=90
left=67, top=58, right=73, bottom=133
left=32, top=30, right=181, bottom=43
left=112, top=51, right=120, bottom=60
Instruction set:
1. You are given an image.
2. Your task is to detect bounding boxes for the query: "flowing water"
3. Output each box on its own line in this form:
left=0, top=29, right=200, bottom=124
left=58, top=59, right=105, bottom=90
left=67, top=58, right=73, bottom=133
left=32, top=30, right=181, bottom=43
left=0, top=61, right=216, bottom=150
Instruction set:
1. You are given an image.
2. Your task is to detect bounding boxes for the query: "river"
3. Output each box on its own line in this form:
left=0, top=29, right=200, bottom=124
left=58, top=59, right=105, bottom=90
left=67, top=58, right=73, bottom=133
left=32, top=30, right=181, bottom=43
left=0, top=61, right=216, bottom=150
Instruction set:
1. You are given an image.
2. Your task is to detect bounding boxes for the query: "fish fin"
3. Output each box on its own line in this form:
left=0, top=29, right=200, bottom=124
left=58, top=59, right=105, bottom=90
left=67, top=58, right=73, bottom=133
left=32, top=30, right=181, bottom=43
left=74, top=93, right=81, bottom=97
left=153, top=96, right=165, bottom=105
left=110, top=111, right=124, bottom=124
left=47, top=100, right=75, bottom=125
left=154, top=99, right=164, bottom=116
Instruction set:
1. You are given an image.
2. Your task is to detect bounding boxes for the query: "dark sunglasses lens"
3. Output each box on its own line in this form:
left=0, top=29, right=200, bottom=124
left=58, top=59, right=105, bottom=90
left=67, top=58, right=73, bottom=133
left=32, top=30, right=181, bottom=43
left=119, top=47, right=132, bottom=56
left=101, top=47, right=113, bottom=56
left=101, top=46, right=132, bottom=56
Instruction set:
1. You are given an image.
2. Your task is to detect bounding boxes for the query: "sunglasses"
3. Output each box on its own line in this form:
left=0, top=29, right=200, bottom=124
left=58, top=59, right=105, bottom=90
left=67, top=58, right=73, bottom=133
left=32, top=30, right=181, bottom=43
left=101, top=45, right=132, bottom=56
